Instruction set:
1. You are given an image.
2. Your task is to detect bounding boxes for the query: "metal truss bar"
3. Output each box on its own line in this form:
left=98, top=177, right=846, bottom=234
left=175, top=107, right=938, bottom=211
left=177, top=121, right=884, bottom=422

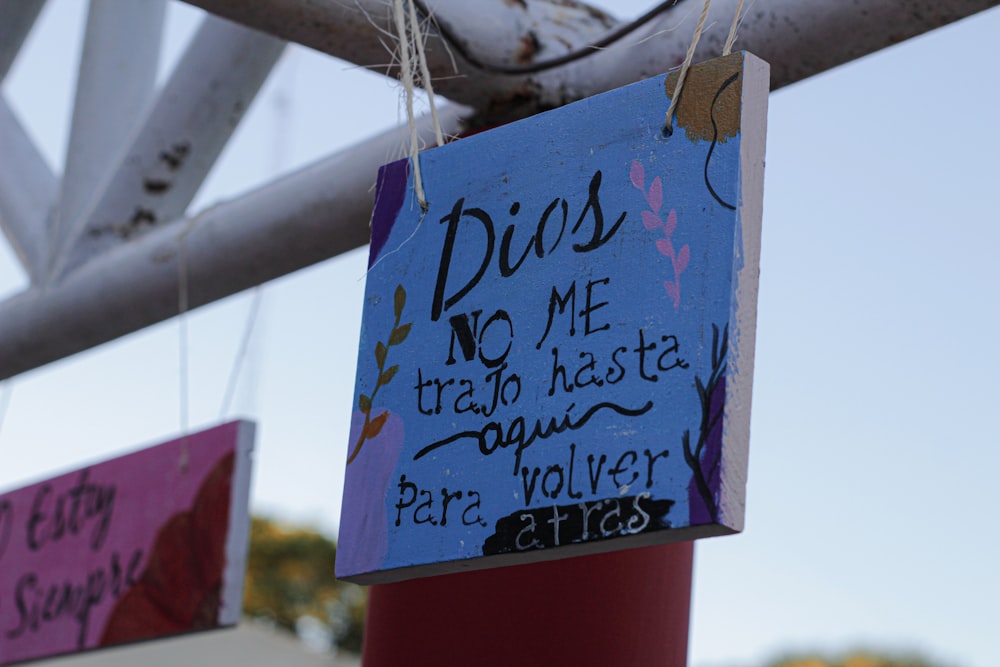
left=0, top=0, right=47, bottom=82
left=181, top=0, right=1000, bottom=122
left=0, top=106, right=468, bottom=381
left=53, top=0, right=166, bottom=254
left=52, top=14, right=286, bottom=279
left=3, top=0, right=998, bottom=377
left=180, top=0, right=621, bottom=121
left=0, top=97, right=55, bottom=284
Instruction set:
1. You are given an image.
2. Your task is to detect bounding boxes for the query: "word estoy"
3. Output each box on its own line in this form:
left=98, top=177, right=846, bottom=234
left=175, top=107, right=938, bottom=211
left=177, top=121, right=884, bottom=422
left=27, top=469, right=116, bottom=553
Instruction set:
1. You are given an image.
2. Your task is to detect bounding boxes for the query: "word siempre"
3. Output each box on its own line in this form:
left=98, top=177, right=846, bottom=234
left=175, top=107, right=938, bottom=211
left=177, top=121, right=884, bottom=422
left=6, top=549, right=143, bottom=649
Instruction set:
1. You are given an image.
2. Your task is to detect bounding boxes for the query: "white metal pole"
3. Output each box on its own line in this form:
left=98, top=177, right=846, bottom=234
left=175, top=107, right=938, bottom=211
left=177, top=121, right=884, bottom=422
left=51, top=15, right=286, bottom=279
left=0, top=98, right=55, bottom=284
left=0, top=106, right=468, bottom=380
left=53, top=0, right=166, bottom=257
left=181, top=0, right=1000, bottom=120
left=0, top=0, right=47, bottom=82
left=1, top=0, right=997, bottom=377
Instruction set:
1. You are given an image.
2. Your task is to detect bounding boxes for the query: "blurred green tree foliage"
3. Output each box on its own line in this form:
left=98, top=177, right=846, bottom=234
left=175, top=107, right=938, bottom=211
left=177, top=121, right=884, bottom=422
left=766, top=651, right=953, bottom=667
left=243, top=516, right=366, bottom=653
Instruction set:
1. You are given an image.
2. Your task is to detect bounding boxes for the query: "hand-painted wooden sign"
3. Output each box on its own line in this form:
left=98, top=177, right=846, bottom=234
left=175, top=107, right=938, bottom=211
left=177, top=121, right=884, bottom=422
left=338, top=52, right=769, bottom=584
left=0, top=421, right=255, bottom=665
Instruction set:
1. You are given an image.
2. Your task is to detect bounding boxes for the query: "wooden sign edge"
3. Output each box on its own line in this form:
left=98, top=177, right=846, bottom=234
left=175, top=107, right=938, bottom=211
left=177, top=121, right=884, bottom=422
left=219, top=420, right=256, bottom=627
left=719, top=52, right=769, bottom=533
left=347, top=523, right=735, bottom=585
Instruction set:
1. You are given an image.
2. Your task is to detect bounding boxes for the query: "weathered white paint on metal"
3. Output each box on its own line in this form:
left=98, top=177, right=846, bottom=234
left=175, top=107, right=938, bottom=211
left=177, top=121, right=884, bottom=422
left=0, top=105, right=468, bottom=380
left=53, top=0, right=166, bottom=260
left=0, top=0, right=47, bottom=82
left=182, top=0, right=1000, bottom=122
left=1, top=0, right=997, bottom=378
left=0, top=98, right=55, bottom=284
left=181, top=0, right=615, bottom=118
left=51, top=15, right=285, bottom=279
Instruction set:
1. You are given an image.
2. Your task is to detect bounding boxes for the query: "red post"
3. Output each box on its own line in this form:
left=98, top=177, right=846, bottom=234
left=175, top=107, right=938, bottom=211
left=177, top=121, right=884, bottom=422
left=362, top=542, right=693, bottom=667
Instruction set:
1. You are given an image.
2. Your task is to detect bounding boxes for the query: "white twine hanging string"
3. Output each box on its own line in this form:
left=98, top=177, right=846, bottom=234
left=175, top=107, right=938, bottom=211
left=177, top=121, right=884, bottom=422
left=664, top=0, right=746, bottom=132
left=723, top=0, right=746, bottom=55
left=176, top=234, right=192, bottom=471
left=0, top=382, right=12, bottom=440
left=218, top=289, right=263, bottom=419
left=663, top=0, right=712, bottom=132
left=392, top=0, right=444, bottom=210
left=407, top=0, right=445, bottom=148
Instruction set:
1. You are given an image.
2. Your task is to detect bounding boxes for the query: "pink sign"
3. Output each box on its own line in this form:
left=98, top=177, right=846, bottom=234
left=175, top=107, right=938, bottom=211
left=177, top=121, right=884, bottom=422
left=0, top=421, right=255, bottom=665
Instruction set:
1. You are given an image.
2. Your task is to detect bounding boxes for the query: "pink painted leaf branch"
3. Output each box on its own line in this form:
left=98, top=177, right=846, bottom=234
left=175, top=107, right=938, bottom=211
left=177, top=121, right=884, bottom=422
left=630, top=160, right=689, bottom=309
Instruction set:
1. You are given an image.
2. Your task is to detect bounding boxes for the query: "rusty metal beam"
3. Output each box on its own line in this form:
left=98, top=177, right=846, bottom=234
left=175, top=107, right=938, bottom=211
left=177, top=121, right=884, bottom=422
left=181, top=0, right=1000, bottom=122
left=51, top=14, right=284, bottom=279
left=0, top=0, right=47, bottom=82
left=0, top=106, right=468, bottom=381
left=53, top=0, right=166, bottom=259
left=2, top=0, right=998, bottom=378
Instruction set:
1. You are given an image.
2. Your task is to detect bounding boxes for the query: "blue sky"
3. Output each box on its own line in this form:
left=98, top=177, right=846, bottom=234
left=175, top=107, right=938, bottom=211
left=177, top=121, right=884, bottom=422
left=1, top=2, right=998, bottom=666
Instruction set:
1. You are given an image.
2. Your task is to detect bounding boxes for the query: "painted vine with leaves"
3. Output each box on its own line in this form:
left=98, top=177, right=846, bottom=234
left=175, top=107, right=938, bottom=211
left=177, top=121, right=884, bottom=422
left=347, top=284, right=410, bottom=464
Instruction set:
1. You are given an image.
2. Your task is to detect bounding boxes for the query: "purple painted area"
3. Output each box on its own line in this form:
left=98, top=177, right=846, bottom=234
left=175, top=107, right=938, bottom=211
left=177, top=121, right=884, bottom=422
left=337, top=410, right=405, bottom=577
left=368, top=159, right=409, bottom=268
left=688, top=373, right=726, bottom=525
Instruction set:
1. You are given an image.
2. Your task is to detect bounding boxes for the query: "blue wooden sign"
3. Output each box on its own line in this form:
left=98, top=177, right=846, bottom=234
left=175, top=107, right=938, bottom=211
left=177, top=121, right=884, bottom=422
left=337, top=52, right=769, bottom=584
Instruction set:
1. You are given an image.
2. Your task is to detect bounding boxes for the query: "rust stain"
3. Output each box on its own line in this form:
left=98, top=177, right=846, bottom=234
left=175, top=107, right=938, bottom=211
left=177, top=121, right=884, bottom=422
left=159, top=142, right=191, bottom=171
left=665, top=53, right=743, bottom=143
left=143, top=178, right=171, bottom=195
left=87, top=206, right=159, bottom=240
left=128, top=207, right=157, bottom=230
left=480, top=80, right=541, bottom=121
left=516, top=31, right=540, bottom=65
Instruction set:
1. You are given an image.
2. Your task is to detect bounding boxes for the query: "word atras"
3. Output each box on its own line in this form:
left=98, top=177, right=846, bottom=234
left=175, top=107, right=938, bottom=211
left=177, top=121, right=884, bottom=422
left=482, top=493, right=675, bottom=555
